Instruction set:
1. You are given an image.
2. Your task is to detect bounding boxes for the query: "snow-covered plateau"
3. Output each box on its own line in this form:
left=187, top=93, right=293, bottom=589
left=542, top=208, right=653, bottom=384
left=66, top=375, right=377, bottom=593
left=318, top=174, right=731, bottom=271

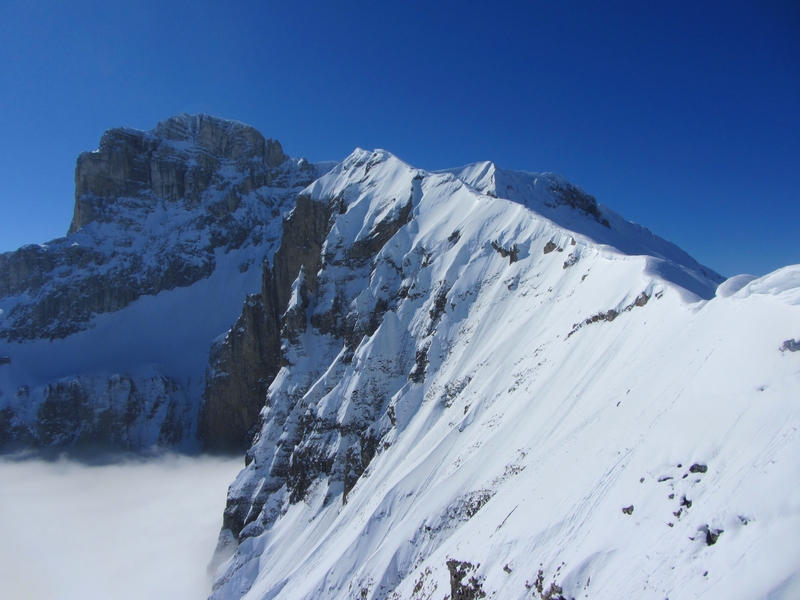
left=1, top=115, right=798, bottom=599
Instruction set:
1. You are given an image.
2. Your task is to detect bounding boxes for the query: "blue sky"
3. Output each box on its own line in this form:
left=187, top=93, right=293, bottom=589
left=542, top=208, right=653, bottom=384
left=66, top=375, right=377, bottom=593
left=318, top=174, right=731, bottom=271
left=0, top=0, right=797, bottom=277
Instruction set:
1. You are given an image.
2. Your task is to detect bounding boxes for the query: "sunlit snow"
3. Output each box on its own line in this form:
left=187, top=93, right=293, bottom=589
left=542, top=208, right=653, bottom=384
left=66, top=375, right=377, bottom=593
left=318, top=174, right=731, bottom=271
left=210, top=151, right=800, bottom=599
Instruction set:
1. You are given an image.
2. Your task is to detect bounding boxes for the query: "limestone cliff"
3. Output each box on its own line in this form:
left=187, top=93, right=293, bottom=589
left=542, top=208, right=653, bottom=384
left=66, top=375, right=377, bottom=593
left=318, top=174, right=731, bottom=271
left=0, top=114, right=297, bottom=342
left=70, top=115, right=287, bottom=233
left=0, top=114, right=326, bottom=451
left=199, top=191, right=336, bottom=451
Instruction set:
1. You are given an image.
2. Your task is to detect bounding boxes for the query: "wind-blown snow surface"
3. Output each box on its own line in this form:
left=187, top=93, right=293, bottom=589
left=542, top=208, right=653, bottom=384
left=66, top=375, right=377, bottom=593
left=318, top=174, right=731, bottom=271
left=212, top=151, right=799, bottom=599
left=0, top=454, right=241, bottom=600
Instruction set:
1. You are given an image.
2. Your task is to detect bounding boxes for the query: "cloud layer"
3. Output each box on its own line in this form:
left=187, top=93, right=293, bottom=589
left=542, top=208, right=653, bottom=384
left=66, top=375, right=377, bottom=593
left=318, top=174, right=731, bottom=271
left=0, top=454, right=242, bottom=600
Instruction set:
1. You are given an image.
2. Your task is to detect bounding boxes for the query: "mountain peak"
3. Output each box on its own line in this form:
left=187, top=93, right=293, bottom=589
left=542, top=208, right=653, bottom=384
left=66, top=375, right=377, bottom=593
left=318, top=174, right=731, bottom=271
left=151, top=113, right=287, bottom=167
left=70, top=114, right=288, bottom=234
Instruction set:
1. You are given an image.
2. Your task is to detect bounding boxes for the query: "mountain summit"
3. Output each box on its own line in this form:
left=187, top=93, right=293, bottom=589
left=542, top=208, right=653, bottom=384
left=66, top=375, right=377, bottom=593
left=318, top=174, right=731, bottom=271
left=0, top=114, right=326, bottom=448
left=1, top=116, right=798, bottom=599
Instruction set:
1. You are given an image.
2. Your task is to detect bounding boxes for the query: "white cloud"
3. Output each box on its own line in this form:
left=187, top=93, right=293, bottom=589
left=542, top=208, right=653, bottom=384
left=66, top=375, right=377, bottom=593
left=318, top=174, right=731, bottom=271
left=0, top=454, right=241, bottom=600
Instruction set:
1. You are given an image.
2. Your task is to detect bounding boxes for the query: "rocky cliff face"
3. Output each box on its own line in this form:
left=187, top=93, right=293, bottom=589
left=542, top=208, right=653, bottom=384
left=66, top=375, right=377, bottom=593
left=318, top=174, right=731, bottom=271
left=199, top=267, right=282, bottom=452
left=0, top=114, right=327, bottom=451
left=70, top=115, right=287, bottom=233
left=0, top=114, right=297, bottom=342
left=200, top=186, right=342, bottom=451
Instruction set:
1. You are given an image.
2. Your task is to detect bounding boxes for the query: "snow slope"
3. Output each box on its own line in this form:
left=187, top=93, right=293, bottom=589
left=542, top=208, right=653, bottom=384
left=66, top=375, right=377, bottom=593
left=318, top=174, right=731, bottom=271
left=210, top=150, right=799, bottom=599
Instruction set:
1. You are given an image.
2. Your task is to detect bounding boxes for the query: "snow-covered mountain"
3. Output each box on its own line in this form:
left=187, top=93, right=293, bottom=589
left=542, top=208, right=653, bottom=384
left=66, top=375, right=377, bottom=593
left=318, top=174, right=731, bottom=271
left=1, top=115, right=798, bottom=598
left=206, top=150, right=799, bottom=599
left=0, top=114, right=330, bottom=449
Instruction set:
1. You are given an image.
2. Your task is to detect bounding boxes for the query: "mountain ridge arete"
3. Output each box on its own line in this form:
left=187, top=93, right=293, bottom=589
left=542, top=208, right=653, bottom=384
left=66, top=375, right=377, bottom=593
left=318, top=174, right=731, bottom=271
left=1, top=115, right=798, bottom=600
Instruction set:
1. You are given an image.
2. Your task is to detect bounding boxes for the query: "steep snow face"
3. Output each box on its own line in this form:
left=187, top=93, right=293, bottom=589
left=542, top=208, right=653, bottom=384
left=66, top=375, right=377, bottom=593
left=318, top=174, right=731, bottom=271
left=0, top=115, right=329, bottom=450
left=208, top=151, right=799, bottom=600
left=446, top=162, right=725, bottom=298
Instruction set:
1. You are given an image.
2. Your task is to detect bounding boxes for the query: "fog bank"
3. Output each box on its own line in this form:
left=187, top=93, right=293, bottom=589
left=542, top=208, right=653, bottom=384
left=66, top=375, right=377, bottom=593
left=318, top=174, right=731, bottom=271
left=0, top=454, right=242, bottom=600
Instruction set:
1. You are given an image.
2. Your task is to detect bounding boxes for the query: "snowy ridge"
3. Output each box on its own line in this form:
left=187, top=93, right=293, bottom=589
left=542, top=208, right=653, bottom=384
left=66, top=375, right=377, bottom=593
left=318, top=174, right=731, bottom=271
left=210, top=149, right=798, bottom=599
left=446, top=161, right=724, bottom=298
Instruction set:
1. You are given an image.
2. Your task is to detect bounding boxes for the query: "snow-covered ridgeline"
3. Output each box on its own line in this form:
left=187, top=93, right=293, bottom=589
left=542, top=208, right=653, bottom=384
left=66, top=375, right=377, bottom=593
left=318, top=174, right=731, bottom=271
left=446, top=161, right=724, bottom=298
left=210, top=149, right=798, bottom=599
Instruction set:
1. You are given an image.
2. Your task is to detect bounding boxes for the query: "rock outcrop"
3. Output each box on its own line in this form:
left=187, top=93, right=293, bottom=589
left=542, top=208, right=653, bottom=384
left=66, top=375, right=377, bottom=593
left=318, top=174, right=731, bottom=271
left=199, top=268, right=282, bottom=452
left=70, top=115, right=287, bottom=233
left=198, top=190, right=337, bottom=452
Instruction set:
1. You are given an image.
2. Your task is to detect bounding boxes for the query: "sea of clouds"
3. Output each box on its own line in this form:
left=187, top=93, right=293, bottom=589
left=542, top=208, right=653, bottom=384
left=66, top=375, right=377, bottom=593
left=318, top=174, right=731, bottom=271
left=0, top=453, right=242, bottom=600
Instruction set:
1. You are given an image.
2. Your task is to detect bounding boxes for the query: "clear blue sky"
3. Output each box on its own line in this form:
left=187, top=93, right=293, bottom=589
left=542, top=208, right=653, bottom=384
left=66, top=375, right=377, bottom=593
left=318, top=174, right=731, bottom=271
left=1, top=0, right=798, bottom=277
